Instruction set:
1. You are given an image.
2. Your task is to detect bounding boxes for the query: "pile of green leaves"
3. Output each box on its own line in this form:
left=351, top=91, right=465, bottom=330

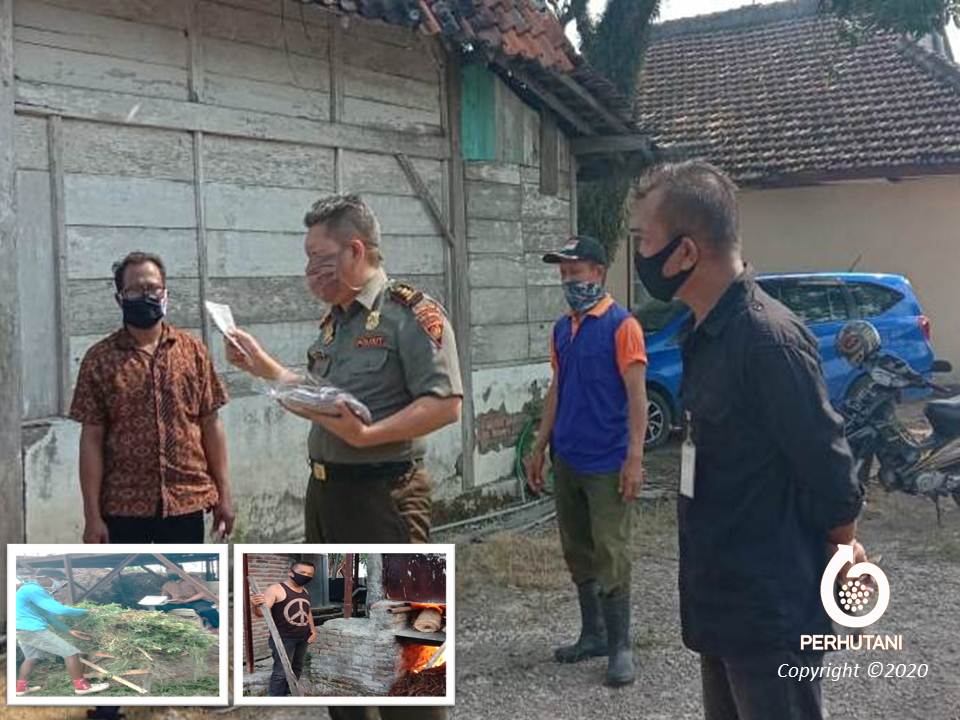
left=71, top=602, right=216, bottom=668
left=22, top=602, right=218, bottom=697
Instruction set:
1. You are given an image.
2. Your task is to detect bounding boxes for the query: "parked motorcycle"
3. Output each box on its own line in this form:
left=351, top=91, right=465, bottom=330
left=836, top=320, right=960, bottom=524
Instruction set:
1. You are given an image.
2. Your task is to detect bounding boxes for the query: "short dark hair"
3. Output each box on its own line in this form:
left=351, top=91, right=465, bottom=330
left=303, top=193, right=381, bottom=266
left=113, top=251, right=167, bottom=293
left=291, top=560, right=316, bottom=572
left=634, top=160, right=740, bottom=251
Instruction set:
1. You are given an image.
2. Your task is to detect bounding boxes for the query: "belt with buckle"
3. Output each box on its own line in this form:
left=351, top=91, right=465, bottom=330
left=310, top=459, right=418, bottom=482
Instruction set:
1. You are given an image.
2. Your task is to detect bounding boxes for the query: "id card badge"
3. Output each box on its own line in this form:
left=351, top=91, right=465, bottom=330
left=679, top=412, right=696, bottom=499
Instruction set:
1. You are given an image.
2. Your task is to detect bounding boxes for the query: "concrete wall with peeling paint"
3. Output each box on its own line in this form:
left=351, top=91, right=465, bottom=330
left=472, top=362, right=552, bottom=488
left=22, top=395, right=464, bottom=543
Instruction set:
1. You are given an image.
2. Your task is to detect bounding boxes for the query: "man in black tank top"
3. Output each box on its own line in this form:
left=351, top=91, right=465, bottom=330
left=251, top=560, right=317, bottom=696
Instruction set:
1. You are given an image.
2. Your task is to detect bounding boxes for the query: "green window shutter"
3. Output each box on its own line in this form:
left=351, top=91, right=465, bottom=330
left=461, top=64, right=496, bottom=161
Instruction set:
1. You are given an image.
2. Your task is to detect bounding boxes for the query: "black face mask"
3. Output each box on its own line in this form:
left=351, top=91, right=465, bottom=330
left=122, top=296, right=166, bottom=329
left=634, top=235, right=695, bottom=302
left=290, top=572, right=313, bottom=587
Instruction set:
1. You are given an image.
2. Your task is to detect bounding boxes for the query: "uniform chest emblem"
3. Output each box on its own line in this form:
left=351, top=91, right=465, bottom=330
left=356, top=334, right=387, bottom=349
left=365, top=310, right=381, bottom=330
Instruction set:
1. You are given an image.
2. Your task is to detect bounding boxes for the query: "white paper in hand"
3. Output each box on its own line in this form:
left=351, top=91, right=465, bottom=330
left=138, top=595, right=169, bottom=606
left=204, top=301, right=248, bottom=357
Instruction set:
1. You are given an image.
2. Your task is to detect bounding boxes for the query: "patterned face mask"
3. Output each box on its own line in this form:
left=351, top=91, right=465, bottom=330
left=562, top=281, right=605, bottom=314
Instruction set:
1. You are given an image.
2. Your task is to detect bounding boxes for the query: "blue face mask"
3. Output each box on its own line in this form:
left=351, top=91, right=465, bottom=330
left=563, top=281, right=605, bottom=314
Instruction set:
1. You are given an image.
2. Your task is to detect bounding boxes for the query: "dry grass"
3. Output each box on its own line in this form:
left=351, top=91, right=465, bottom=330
left=457, top=498, right=679, bottom=594
left=458, top=529, right=570, bottom=594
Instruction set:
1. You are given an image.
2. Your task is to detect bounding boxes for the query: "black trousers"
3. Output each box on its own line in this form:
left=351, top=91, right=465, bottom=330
left=91, top=510, right=205, bottom=720
left=701, top=651, right=825, bottom=720
left=159, top=600, right=219, bottom=628
left=105, top=511, right=204, bottom=543
left=269, top=636, right=308, bottom=696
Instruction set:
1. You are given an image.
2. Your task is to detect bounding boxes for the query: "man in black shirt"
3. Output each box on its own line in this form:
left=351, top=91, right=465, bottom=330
left=631, top=160, right=866, bottom=720
left=251, top=560, right=318, bottom=696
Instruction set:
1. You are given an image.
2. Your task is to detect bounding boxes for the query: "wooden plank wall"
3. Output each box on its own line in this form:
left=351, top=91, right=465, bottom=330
left=0, top=0, right=24, bottom=629
left=465, top=73, right=573, bottom=367
left=11, top=0, right=450, bottom=413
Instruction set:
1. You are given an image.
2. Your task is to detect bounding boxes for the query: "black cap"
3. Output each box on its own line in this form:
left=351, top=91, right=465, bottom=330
left=542, top=235, right=608, bottom=267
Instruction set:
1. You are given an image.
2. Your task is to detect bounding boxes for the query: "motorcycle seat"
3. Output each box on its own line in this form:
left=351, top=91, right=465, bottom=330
left=925, top=395, right=960, bottom=438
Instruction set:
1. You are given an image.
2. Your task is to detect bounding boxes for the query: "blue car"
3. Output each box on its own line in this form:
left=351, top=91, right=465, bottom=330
left=638, top=272, right=938, bottom=448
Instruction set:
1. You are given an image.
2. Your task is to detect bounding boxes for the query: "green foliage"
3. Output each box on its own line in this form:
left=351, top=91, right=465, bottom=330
left=22, top=602, right=218, bottom=697
left=72, top=602, right=216, bottom=666
left=558, top=0, right=662, bottom=258
left=822, top=0, right=960, bottom=38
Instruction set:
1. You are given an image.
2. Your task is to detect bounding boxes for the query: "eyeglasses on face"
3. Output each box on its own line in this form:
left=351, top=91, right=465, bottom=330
left=118, top=285, right=166, bottom=301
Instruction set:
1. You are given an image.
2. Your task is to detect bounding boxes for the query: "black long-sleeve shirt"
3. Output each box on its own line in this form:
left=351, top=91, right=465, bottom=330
left=678, top=271, right=863, bottom=656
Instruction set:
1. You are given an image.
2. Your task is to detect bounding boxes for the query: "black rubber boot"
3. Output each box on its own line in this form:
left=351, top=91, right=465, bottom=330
left=554, top=580, right=607, bottom=663
left=601, top=591, right=636, bottom=687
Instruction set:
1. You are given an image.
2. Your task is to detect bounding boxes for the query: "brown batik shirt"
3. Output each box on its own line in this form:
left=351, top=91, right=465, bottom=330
left=70, top=323, right=228, bottom=519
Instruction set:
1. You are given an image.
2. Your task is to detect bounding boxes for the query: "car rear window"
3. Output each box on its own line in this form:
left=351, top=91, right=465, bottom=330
left=772, top=282, right=849, bottom=324
left=848, top=281, right=904, bottom=318
left=633, top=299, right=688, bottom=334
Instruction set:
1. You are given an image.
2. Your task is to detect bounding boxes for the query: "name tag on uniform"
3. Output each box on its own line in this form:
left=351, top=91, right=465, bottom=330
left=680, top=440, right=696, bottom=498
left=679, top=412, right=695, bottom=499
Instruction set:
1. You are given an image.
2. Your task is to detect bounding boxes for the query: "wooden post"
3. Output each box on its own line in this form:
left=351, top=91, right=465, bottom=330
left=318, top=554, right=329, bottom=606
left=249, top=578, right=303, bottom=697
left=75, top=554, right=137, bottom=603
left=47, top=115, right=70, bottom=414
left=79, top=658, right=149, bottom=695
left=63, top=554, right=76, bottom=604
left=342, top=552, right=354, bottom=619
left=444, top=52, right=477, bottom=491
left=186, top=0, right=204, bottom=103
left=243, top=553, right=254, bottom=674
left=0, top=0, right=24, bottom=633
left=192, top=130, right=210, bottom=347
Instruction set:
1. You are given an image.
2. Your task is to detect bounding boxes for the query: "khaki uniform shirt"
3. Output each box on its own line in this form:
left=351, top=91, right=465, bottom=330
left=306, top=269, right=463, bottom=464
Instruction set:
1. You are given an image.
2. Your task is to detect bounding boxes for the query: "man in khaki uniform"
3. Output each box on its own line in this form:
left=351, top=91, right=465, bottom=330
left=227, top=194, right=457, bottom=720
left=228, top=193, right=462, bottom=547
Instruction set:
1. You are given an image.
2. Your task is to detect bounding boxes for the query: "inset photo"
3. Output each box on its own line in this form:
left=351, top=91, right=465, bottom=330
left=234, top=544, right=454, bottom=706
left=6, top=544, right=228, bottom=706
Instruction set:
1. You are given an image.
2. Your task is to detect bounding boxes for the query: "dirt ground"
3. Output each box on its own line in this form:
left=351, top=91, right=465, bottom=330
left=4, top=444, right=960, bottom=720
left=451, top=444, right=960, bottom=720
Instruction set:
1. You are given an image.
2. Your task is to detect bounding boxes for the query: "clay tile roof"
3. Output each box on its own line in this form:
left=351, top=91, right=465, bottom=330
left=636, top=0, right=960, bottom=185
left=323, top=0, right=637, bottom=132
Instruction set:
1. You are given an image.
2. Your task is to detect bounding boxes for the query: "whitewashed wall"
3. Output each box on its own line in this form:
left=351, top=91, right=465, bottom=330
left=12, top=0, right=456, bottom=541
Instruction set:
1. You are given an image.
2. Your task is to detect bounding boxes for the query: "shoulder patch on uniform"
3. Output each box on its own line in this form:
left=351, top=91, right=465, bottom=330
left=389, top=282, right=424, bottom=308
left=389, top=281, right=446, bottom=346
left=413, top=298, right=445, bottom=347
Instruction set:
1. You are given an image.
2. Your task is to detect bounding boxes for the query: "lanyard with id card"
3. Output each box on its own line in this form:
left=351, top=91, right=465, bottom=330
left=679, top=411, right=696, bottom=499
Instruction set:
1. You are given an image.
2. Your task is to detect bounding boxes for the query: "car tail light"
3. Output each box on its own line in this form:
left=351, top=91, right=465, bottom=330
left=918, top=315, right=931, bottom=342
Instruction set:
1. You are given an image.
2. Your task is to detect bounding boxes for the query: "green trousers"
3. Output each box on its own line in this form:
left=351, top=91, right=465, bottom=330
left=553, top=454, right=634, bottom=596
left=304, top=463, right=432, bottom=544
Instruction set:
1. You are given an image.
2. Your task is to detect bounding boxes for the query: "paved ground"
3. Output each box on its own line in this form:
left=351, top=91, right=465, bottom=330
left=4, top=442, right=960, bottom=720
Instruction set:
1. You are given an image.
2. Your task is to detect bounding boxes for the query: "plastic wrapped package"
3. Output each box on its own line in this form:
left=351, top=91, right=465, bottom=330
left=265, top=381, right=373, bottom=425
